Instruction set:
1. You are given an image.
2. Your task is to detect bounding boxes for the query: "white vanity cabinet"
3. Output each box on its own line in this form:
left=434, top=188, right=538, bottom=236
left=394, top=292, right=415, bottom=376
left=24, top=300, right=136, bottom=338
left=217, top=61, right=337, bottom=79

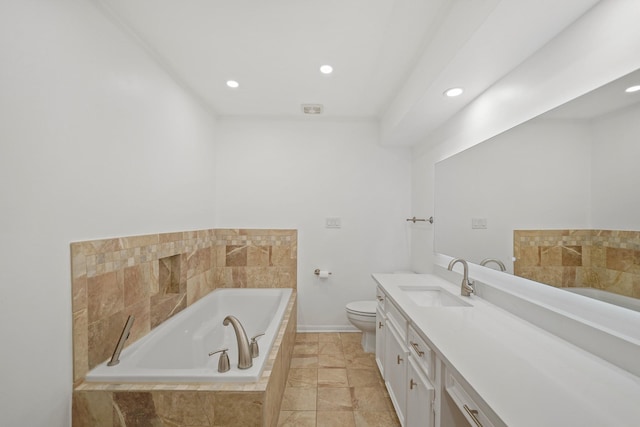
left=375, top=306, right=386, bottom=376
left=375, top=287, right=491, bottom=427
left=407, top=356, right=435, bottom=427
left=377, top=288, right=437, bottom=427
left=384, top=318, right=409, bottom=425
left=375, top=287, right=387, bottom=376
left=372, top=273, right=640, bottom=427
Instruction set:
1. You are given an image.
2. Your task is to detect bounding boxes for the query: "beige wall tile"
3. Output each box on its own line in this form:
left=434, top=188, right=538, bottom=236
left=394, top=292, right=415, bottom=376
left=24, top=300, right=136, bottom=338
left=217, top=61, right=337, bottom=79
left=87, top=271, right=122, bottom=323
left=87, top=311, right=126, bottom=368
left=72, top=275, right=88, bottom=312
left=123, top=264, right=150, bottom=308
left=187, top=271, right=209, bottom=306
left=152, top=391, right=213, bottom=426
left=125, top=299, right=150, bottom=344
left=73, top=309, right=88, bottom=383
left=226, top=245, right=248, bottom=267
left=514, top=229, right=640, bottom=298
left=213, top=392, right=264, bottom=426
left=72, top=228, right=297, bottom=379
left=72, top=391, right=114, bottom=427
left=248, top=244, right=271, bottom=266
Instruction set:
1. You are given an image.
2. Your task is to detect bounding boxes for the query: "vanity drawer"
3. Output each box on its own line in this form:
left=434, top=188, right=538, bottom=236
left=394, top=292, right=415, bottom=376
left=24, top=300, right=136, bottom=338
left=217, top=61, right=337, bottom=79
left=385, top=298, right=408, bottom=339
left=407, top=326, right=434, bottom=381
left=376, top=286, right=386, bottom=309
left=445, top=370, right=500, bottom=427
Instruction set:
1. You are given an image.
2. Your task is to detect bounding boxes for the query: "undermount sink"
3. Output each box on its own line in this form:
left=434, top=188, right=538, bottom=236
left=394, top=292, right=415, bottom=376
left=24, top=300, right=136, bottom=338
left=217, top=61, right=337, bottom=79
left=399, top=286, right=471, bottom=307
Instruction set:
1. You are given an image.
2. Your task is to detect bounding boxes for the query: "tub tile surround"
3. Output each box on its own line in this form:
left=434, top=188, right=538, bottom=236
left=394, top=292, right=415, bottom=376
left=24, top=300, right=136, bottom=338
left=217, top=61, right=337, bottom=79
left=514, top=229, right=640, bottom=298
left=73, top=290, right=297, bottom=427
left=72, top=228, right=297, bottom=427
left=72, top=228, right=297, bottom=382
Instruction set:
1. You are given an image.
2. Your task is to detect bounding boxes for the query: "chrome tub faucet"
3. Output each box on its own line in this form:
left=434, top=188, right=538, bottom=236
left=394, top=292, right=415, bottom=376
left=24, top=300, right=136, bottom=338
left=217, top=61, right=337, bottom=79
left=223, top=315, right=253, bottom=369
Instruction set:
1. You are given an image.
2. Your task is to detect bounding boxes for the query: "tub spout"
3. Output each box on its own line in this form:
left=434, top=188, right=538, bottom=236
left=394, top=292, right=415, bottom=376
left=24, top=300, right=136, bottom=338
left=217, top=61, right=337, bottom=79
left=223, top=315, right=253, bottom=369
left=107, top=315, right=135, bottom=366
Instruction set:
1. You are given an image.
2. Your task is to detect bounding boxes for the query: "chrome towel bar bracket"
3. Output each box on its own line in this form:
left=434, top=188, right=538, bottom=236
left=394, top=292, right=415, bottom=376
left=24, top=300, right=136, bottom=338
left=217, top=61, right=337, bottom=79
left=406, top=216, right=434, bottom=224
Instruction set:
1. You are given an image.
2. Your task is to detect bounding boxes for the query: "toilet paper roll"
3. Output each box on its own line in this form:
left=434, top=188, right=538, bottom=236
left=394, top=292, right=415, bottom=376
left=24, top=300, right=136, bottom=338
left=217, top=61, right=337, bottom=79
left=318, top=270, right=330, bottom=278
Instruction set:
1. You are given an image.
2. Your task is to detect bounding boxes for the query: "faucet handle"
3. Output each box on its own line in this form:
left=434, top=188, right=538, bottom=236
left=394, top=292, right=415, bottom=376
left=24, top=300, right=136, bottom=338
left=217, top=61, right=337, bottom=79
left=251, top=333, right=265, bottom=341
left=250, top=333, right=265, bottom=358
left=209, top=348, right=230, bottom=373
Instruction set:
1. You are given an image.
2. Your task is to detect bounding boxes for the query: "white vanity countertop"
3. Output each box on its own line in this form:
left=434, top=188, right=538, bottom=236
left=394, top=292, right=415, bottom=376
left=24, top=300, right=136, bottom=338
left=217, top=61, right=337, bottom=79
left=373, top=273, right=640, bottom=427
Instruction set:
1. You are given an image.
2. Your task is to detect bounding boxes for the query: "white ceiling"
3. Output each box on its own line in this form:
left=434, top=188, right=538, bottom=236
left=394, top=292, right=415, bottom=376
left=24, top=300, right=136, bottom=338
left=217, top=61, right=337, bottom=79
left=98, top=0, right=601, bottom=146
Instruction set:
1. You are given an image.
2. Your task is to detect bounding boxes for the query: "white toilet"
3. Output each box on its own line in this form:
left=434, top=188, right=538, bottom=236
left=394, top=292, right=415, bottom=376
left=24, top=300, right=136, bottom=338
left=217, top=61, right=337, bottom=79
left=345, top=300, right=377, bottom=353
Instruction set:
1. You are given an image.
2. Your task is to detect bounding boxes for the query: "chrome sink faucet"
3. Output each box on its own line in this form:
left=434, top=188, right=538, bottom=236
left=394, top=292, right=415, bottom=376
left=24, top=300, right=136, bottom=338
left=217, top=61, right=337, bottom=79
left=223, top=315, right=253, bottom=369
left=447, top=258, right=475, bottom=297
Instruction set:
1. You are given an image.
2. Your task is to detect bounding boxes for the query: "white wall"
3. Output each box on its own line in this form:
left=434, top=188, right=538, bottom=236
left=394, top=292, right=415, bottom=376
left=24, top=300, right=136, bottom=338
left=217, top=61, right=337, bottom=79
left=412, top=0, right=640, bottom=272
left=590, top=102, right=640, bottom=229
left=0, top=1, right=218, bottom=426
left=215, top=118, right=412, bottom=330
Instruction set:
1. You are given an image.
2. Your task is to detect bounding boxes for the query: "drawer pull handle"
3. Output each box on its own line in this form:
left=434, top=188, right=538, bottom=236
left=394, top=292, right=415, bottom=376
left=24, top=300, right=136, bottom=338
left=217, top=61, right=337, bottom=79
left=378, top=321, right=384, bottom=329
left=464, top=404, right=483, bottom=427
left=410, top=378, right=418, bottom=390
left=397, top=355, right=403, bottom=364
left=376, top=295, right=384, bottom=301
left=410, top=341, right=425, bottom=357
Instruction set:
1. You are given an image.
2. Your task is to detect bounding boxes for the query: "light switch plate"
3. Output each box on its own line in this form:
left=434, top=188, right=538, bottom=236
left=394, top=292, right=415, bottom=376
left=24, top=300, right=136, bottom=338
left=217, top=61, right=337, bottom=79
left=472, top=218, right=487, bottom=229
left=326, top=217, right=342, bottom=228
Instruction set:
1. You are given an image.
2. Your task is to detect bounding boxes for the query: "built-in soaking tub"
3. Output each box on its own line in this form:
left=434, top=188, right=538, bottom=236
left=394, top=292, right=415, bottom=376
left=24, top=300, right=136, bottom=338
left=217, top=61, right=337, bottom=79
left=563, top=287, right=640, bottom=312
left=86, top=288, right=292, bottom=383
left=74, top=288, right=297, bottom=427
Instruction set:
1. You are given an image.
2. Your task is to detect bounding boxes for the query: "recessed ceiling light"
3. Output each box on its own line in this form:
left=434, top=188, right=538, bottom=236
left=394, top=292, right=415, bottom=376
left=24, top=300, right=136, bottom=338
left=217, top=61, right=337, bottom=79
left=444, top=87, right=464, bottom=97
left=625, top=85, right=640, bottom=93
left=320, top=65, right=333, bottom=75
left=226, top=80, right=239, bottom=88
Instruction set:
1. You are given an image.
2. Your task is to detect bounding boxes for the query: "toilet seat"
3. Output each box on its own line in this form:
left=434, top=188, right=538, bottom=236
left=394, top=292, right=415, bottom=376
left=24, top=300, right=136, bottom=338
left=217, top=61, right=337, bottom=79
left=346, top=300, right=377, bottom=316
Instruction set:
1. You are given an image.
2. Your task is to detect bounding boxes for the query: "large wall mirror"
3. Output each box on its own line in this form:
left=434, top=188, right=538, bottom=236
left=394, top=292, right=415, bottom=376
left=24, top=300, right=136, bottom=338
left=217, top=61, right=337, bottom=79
left=435, top=68, right=640, bottom=312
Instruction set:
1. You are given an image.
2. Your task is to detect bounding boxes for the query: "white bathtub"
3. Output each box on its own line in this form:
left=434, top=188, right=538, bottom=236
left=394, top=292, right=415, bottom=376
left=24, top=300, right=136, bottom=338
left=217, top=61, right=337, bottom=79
left=85, top=288, right=292, bottom=383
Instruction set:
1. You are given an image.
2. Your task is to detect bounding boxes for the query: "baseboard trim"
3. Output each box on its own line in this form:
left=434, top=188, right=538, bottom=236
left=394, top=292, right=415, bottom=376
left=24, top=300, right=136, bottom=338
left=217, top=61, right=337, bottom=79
left=297, top=325, right=359, bottom=333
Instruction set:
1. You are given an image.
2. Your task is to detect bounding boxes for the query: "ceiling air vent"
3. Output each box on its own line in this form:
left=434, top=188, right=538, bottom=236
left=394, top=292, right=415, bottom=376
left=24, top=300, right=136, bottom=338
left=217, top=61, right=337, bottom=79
left=301, top=104, right=323, bottom=115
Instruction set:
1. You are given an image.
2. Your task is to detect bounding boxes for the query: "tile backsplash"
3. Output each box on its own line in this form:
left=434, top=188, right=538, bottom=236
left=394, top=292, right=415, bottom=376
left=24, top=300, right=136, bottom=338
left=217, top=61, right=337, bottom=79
left=514, top=229, right=639, bottom=298
left=71, top=228, right=297, bottom=384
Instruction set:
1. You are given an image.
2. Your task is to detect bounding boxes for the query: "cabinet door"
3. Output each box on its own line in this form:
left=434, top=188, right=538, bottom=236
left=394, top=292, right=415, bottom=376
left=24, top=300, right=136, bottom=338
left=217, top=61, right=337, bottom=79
left=406, top=357, right=435, bottom=427
left=385, top=321, right=408, bottom=425
left=375, top=307, right=386, bottom=377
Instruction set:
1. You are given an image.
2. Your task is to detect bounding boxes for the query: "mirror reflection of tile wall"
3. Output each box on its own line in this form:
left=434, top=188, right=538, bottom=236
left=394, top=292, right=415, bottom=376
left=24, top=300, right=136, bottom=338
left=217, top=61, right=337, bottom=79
left=514, top=229, right=639, bottom=298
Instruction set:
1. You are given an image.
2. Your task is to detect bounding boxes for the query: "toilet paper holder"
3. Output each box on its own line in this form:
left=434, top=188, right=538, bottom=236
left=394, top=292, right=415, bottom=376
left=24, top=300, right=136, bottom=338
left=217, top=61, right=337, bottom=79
left=314, top=269, right=332, bottom=276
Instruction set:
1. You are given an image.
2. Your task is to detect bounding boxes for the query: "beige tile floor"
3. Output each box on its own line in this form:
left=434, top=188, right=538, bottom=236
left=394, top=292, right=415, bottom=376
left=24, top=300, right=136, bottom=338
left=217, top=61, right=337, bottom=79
left=277, top=332, right=400, bottom=427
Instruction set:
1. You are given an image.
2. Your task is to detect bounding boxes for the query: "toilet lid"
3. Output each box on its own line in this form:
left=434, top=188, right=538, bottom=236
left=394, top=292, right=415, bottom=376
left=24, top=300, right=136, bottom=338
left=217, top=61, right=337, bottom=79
left=346, top=300, right=377, bottom=315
